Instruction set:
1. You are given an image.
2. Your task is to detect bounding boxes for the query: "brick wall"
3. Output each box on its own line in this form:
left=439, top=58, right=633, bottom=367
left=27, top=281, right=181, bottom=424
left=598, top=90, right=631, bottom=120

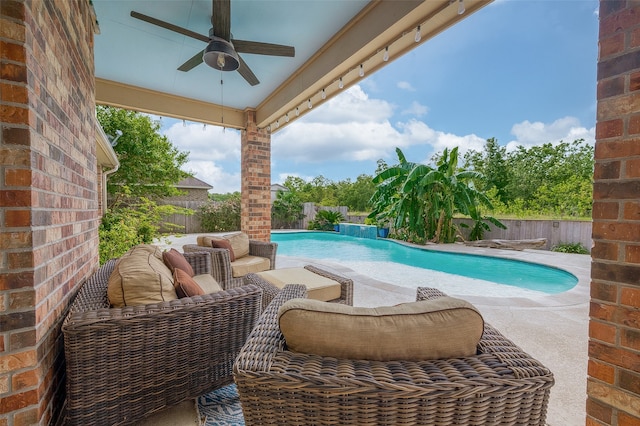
left=241, top=110, right=271, bottom=241
left=588, top=1, right=640, bottom=424
left=0, top=1, right=98, bottom=424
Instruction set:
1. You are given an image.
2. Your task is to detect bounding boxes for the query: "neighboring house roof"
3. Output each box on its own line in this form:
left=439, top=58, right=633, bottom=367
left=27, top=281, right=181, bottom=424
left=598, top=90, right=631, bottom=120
left=177, top=176, right=213, bottom=190
left=271, top=183, right=288, bottom=192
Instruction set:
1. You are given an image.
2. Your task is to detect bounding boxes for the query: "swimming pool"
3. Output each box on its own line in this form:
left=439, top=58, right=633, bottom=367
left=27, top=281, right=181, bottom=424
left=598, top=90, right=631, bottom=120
left=272, top=231, right=578, bottom=294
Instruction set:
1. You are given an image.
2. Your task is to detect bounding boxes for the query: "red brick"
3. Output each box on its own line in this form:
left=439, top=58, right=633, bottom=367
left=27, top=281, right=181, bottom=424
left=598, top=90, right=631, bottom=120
left=598, top=76, right=625, bottom=100
left=623, top=201, right=640, bottom=220
left=632, top=27, right=640, bottom=48
left=588, top=359, right=616, bottom=384
left=585, top=417, right=606, bottom=426
left=586, top=397, right=613, bottom=423
left=593, top=201, right=620, bottom=219
left=598, top=92, right=640, bottom=121
left=590, top=320, right=617, bottom=344
left=592, top=261, right=640, bottom=286
left=595, top=139, right=640, bottom=159
left=600, top=33, right=625, bottom=59
left=631, top=71, right=640, bottom=92
left=0, top=389, right=38, bottom=414
left=621, top=327, right=640, bottom=351
left=597, top=119, right=623, bottom=139
left=0, top=82, right=28, bottom=104
left=0, top=190, right=31, bottom=207
left=12, top=409, right=38, bottom=426
left=592, top=280, right=619, bottom=302
left=9, top=329, right=36, bottom=350
left=589, top=340, right=640, bottom=371
left=11, top=369, right=38, bottom=391
left=590, top=301, right=617, bottom=322
left=630, top=113, right=640, bottom=135
left=621, top=287, right=640, bottom=307
left=5, top=169, right=31, bottom=186
left=625, top=158, right=640, bottom=178
left=5, top=210, right=30, bottom=227
left=592, top=221, right=640, bottom=241
left=592, top=241, right=619, bottom=261
left=626, top=244, right=640, bottom=263
left=600, top=6, right=640, bottom=40
left=619, top=411, right=640, bottom=426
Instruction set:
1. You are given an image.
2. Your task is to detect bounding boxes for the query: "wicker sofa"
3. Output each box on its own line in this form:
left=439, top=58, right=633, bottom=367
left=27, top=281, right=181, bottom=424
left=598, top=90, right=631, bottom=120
left=183, top=233, right=277, bottom=288
left=62, top=251, right=262, bottom=426
left=234, top=285, right=555, bottom=426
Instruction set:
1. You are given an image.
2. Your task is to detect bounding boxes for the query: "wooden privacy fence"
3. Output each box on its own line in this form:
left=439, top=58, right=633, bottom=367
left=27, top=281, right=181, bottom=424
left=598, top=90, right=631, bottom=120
left=454, top=218, right=592, bottom=252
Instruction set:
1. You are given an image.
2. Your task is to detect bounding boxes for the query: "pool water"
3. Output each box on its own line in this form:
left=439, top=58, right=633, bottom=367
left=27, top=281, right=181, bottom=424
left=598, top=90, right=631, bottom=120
left=272, top=231, right=578, bottom=294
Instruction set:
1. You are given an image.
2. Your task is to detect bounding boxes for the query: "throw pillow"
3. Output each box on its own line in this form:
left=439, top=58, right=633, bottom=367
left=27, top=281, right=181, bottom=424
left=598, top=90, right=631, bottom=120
left=107, top=244, right=177, bottom=307
left=278, top=297, right=484, bottom=361
left=174, top=268, right=205, bottom=298
left=224, top=232, right=250, bottom=259
left=211, top=238, right=235, bottom=262
left=162, top=248, right=195, bottom=277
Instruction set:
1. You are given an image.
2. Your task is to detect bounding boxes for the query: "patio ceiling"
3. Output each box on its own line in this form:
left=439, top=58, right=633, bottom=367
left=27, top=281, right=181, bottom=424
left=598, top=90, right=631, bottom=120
left=92, top=0, right=492, bottom=132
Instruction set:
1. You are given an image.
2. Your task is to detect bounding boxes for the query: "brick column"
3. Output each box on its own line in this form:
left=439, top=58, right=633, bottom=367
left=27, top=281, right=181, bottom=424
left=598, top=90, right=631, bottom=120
left=0, top=1, right=98, bottom=424
left=588, top=1, right=640, bottom=424
left=241, top=110, right=271, bottom=241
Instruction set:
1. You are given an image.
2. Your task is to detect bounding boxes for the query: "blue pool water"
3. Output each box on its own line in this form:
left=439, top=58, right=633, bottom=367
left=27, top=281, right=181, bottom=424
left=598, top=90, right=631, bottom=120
left=272, top=232, right=578, bottom=294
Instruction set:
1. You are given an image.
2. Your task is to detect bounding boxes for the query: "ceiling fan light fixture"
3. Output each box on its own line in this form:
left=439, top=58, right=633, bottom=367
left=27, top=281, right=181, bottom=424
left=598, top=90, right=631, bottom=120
left=203, top=37, right=240, bottom=71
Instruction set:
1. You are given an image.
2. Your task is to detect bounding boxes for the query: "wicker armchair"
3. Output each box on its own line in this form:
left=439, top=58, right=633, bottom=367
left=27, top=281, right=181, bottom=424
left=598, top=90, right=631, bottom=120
left=183, top=239, right=277, bottom=288
left=234, top=285, right=554, bottom=426
left=62, top=251, right=262, bottom=426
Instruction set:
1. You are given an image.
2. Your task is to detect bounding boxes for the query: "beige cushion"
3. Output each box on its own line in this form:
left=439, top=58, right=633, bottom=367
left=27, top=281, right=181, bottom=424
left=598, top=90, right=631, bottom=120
left=197, top=232, right=250, bottom=259
left=278, top=297, right=484, bottom=361
left=193, top=273, right=223, bottom=294
left=231, top=255, right=270, bottom=277
left=173, top=268, right=205, bottom=298
left=256, top=268, right=341, bottom=302
left=108, top=244, right=178, bottom=307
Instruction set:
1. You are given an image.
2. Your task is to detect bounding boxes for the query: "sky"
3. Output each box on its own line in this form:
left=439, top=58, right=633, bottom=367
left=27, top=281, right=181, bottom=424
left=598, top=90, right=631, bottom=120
left=159, top=0, right=599, bottom=194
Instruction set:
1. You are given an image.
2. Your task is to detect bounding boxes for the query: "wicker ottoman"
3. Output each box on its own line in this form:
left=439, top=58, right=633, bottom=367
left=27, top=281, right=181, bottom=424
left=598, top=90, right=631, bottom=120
left=243, top=265, right=353, bottom=309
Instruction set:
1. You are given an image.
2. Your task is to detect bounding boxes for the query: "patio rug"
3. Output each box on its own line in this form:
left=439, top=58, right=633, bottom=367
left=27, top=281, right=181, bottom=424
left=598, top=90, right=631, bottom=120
left=197, top=384, right=245, bottom=426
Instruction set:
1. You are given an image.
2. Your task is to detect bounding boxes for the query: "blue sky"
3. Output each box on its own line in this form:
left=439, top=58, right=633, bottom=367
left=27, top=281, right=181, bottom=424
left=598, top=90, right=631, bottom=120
left=160, top=0, right=599, bottom=193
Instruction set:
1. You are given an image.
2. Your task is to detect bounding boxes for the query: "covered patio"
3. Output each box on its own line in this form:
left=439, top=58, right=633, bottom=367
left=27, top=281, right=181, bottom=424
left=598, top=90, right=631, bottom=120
left=0, top=1, right=639, bottom=425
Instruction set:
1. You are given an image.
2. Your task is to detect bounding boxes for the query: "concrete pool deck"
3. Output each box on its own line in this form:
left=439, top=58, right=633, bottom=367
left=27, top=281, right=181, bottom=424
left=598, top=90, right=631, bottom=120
left=140, top=234, right=590, bottom=426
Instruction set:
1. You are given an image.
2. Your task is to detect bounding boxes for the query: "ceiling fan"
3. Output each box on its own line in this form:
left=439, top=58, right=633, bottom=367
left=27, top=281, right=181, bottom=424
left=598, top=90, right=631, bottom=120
left=130, top=0, right=295, bottom=86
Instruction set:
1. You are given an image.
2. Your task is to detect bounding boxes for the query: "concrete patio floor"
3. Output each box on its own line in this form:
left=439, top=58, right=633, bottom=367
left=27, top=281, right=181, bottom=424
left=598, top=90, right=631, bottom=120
left=138, top=234, right=590, bottom=426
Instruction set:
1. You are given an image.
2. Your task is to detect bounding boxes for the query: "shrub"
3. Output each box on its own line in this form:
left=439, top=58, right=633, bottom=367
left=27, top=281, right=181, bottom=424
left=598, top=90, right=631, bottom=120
left=308, top=209, right=344, bottom=231
left=199, top=195, right=241, bottom=232
left=551, top=242, right=589, bottom=254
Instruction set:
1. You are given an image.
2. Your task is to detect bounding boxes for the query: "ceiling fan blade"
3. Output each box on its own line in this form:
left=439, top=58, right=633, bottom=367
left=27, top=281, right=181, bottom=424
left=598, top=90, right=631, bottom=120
left=131, top=11, right=210, bottom=43
left=178, top=50, right=204, bottom=72
left=212, top=0, right=231, bottom=40
left=232, top=40, right=295, bottom=57
left=237, top=56, right=259, bottom=86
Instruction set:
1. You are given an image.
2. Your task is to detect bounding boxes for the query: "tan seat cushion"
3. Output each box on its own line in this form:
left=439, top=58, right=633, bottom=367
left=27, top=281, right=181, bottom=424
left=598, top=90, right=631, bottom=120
left=256, top=268, right=341, bottom=302
left=108, top=244, right=178, bottom=307
left=193, top=273, right=223, bottom=294
left=231, top=255, right=270, bottom=277
left=278, top=297, right=484, bottom=361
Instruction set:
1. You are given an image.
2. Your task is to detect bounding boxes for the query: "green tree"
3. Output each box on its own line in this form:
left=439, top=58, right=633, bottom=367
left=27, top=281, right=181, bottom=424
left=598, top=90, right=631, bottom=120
left=272, top=190, right=305, bottom=228
left=198, top=194, right=241, bottom=232
left=463, top=137, right=510, bottom=203
left=370, top=147, right=504, bottom=243
left=335, top=174, right=375, bottom=212
left=97, top=106, right=190, bottom=207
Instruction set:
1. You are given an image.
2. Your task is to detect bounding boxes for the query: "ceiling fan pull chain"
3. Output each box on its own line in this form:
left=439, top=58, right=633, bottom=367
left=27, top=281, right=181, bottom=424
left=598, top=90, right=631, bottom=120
left=220, top=69, right=225, bottom=132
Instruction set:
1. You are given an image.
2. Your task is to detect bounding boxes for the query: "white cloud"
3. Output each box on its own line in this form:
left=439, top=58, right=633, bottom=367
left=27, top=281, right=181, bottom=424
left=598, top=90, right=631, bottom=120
left=397, top=81, right=416, bottom=91
left=506, top=116, right=595, bottom=151
left=162, top=121, right=241, bottom=193
left=273, top=85, right=485, bottom=165
left=402, top=101, right=429, bottom=117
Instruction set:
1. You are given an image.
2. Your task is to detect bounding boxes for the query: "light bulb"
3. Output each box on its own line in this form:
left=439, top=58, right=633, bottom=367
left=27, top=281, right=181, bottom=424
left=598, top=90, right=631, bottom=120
left=321, top=89, right=326, bottom=100
left=182, top=120, right=186, bottom=127
left=285, top=113, right=289, bottom=123
left=308, top=99, right=312, bottom=109
left=338, top=77, right=344, bottom=89
left=457, top=0, right=465, bottom=15
left=415, top=25, right=421, bottom=43
left=383, top=47, right=389, bottom=62
left=203, top=123, right=206, bottom=131
left=216, top=53, right=225, bottom=69
left=359, top=64, right=364, bottom=77
left=275, top=120, right=279, bottom=128
left=295, top=107, right=300, bottom=116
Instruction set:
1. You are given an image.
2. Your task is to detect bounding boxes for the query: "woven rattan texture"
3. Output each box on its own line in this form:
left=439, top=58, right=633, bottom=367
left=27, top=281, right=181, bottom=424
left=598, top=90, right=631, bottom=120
left=234, top=285, right=554, bottom=425
left=184, top=239, right=277, bottom=288
left=62, top=252, right=262, bottom=425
